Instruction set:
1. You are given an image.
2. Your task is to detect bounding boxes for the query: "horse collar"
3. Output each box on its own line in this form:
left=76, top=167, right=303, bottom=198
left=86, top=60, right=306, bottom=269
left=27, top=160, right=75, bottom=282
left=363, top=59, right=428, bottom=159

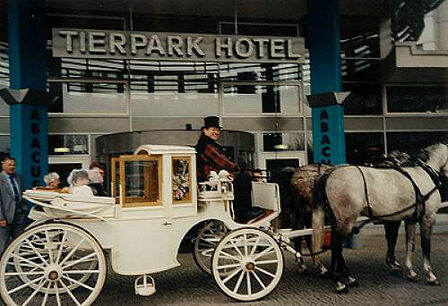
left=415, top=159, right=443, bottom=190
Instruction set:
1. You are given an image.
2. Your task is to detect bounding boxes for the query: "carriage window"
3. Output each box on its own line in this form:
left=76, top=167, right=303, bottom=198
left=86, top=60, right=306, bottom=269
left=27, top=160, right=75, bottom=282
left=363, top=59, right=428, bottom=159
left=121, top=156, right=161, bottom=207
left=172, top=157, right=192, bottom=203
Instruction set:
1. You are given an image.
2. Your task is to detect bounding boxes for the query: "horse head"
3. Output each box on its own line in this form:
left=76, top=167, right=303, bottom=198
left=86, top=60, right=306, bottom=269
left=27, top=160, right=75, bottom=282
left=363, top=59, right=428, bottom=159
left=441, top=143, right=448, bottom=177
left=425, top=143, right=448, bottom=177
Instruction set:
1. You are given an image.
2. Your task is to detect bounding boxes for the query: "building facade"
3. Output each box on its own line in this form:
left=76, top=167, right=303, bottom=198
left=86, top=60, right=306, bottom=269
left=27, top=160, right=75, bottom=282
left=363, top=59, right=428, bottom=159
left=0, top=0, right=447, bottom=185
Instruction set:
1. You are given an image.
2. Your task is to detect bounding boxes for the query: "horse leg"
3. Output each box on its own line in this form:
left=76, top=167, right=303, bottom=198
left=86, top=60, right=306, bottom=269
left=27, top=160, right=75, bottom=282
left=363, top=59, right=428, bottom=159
left=306, top=235, right=328, bottom=276
left=404, top=222, right=419, bottom=282
left=293, top=213, right=311, bottom=275
left=384, top=221, right=403, bottom=273
left=295, top=236, right=311, bottom=275
left=304, top=214, right=327, bottom=276
left=420, top=215, right=440, bottom=286
left=332, top=234, right=359, bottom=288
left=331, top=227, right=349, bottom=293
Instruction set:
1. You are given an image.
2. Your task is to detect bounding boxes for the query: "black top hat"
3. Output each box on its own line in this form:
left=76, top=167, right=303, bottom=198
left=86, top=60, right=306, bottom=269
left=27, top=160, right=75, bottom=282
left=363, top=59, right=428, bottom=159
left=203, top=116, right=221, bottom=129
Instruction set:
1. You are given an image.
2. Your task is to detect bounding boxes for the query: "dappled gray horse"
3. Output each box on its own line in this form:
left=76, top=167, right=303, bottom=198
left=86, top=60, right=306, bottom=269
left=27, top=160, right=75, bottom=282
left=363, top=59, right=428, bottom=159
left=290, top=154, right=410, bottom=277
left=312, top=143, right=448, bottom=293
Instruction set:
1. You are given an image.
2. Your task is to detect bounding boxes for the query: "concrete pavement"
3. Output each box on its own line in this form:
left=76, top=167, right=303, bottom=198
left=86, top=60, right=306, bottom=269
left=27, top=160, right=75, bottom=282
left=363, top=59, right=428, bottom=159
left=94, top=233, right=448, bottom=306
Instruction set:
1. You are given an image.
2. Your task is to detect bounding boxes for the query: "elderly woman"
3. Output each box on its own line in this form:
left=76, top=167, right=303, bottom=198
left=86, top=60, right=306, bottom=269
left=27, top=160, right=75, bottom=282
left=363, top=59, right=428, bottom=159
left=67, top=169, right=94, bottom=196
left=43, top=172, right=60, bottom=189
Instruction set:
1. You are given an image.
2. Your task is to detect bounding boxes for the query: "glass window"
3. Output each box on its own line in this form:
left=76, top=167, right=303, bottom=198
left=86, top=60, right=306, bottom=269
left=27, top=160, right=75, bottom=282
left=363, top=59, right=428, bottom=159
left=220, top=22, right=298, bottom=37
left=340, top=18, right=381, bottom=59
left=123, top=157, right=161, bottom=207
left=223, top=84, right=300, bottom=114
left=48, top=81, right=128, bottom=114
left=172, top=157, right=192, bottom=203
left=345, top=132, right=384, bottom=165
left=219, top=63, right=301, bottom=82
left=386, top=85, right=448, bottom=113
left=0, top=42, right=9, bottom=87
left=266, top=159, right=299, bottom=172
left=263, top=133, right=305, bottom=151
left=0, top=135, right=10, bottom=156
left=343, top=83, right=382, bottom=115
left=49, top=135, right=88, bottom=155
left=386, top=132, right=448, bottom=155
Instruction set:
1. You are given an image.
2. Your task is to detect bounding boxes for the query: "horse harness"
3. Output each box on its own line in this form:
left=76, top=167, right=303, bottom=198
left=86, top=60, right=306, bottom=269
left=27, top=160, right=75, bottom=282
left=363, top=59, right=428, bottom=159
left=353, top=160, right=443, bottom=232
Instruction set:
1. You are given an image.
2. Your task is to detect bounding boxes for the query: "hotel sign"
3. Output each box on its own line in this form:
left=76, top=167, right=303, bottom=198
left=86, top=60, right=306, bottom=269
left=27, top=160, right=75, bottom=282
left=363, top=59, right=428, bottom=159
left=52, top=28, right=306, bottom=63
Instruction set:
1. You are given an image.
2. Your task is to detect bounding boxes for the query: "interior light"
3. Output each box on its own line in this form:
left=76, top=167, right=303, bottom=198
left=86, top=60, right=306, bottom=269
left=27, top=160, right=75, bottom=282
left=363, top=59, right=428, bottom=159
left=54, top=147, right=70, bottom=153
left=274, top=144, right=288, bottom=150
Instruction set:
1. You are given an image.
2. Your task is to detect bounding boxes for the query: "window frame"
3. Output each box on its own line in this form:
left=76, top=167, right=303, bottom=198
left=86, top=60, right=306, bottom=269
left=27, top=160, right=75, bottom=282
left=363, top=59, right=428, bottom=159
left=171, top=156, right=193, bottom=204
left=111, top=157, right=120, bottom=203
left=118, top=154, right=163, bottom=208
left=384, top=84, right=448, bottom=116
left=220, top=81, right=303, bottom=117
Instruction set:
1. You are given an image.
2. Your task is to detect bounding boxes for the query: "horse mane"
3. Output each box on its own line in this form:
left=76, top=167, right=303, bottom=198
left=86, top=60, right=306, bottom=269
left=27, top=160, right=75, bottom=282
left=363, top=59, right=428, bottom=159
left=416, top=142, right=447, bottom=163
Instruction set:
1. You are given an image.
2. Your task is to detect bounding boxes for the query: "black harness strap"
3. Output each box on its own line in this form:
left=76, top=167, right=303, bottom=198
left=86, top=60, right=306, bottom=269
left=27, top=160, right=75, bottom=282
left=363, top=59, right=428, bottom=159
left=415, top=159, right=443, bottom=190
left=354, top=166, right=374, bottom=219
left=352, top=164, right=440, bottom=233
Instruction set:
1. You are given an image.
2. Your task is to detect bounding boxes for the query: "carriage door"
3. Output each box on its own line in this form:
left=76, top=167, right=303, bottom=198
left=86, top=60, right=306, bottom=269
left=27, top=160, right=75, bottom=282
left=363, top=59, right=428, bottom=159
left=113, top=155, right=176, bottom=274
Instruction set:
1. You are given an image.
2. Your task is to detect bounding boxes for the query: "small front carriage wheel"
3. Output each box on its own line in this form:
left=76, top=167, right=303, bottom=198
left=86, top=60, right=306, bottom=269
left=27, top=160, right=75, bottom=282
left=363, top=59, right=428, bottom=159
left=0, top=223, right=107, bottom=306
left=193, top=220, right=228, bottom=275
left=211, top=228, right=284, bottom=302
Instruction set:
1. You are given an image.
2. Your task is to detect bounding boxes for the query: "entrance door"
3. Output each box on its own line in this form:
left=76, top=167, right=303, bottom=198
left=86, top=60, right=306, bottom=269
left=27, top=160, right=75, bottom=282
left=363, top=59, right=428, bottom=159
left=258, top=152, right=306, bottom=172
left=48, top=156, right=90, bottom=187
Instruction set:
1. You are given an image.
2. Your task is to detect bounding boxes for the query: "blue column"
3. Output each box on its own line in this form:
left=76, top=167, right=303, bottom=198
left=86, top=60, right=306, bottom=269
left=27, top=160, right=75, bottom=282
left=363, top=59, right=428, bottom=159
left=308, top=0, right=346, bottom=165
left=8, top=0, right=48, bottom=188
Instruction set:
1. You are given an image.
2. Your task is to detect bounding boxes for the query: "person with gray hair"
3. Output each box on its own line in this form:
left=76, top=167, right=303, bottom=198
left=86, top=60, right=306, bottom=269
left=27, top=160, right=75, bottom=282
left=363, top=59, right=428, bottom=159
left=67, top=169, right=94, bottom=196
left=43, top=172, right=60, bottom=189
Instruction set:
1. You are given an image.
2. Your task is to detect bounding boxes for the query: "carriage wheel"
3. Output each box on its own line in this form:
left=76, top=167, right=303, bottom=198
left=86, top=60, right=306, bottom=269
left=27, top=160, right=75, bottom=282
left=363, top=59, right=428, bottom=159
left=0, top=223, right=107, bottom=306
left=13, top=228, right=98, bottom=294
left=193, top=220, right=228, bottom=275
left=211, top=228, right=284, bottom=302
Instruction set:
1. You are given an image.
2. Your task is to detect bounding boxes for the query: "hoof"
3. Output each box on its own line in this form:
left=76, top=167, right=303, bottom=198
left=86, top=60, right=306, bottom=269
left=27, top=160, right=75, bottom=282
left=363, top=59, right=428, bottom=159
left=316, top=264, right=328, bottom=277
left=427, top=279, right=441, bottom=286
left=336, top=287, right=349, bottom=294
left=319, top=270, right=329, bottom=279
left=406, top=275, right=420, bottom=283
left=347, top=279, right=360, bottom=288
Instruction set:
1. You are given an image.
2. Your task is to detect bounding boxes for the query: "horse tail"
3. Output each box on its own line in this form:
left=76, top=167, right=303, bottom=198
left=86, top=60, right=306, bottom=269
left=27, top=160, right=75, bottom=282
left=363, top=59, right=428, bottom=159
left=312, top=171, right=331, bottom=253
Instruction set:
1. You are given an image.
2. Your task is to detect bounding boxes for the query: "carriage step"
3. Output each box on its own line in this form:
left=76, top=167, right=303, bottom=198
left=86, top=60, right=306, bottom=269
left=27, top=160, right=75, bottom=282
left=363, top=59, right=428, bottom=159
left=135, top=275, right=156, bottom=296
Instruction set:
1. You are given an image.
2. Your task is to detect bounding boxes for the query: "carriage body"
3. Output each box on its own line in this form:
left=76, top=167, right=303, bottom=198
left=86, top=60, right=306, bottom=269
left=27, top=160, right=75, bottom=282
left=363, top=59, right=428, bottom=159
left=21, top=145, right=281, bottom=276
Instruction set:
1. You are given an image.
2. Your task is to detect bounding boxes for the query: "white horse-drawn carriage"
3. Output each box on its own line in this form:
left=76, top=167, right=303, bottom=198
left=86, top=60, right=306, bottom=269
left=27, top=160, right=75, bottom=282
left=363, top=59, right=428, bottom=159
left=0, top=145, right=316, bottom=305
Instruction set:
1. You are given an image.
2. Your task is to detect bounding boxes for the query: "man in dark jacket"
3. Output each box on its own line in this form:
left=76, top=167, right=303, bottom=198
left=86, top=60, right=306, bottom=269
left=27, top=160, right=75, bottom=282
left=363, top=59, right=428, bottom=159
left=195, top=116, right=238, bottom=182
left=195, top=116, right=263, bottom=222
left=0, top=157, right=25, bottom=255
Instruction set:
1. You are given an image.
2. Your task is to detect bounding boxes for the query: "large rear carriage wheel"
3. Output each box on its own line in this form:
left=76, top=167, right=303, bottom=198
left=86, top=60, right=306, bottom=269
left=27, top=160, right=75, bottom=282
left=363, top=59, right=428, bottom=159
left=211, top=228, right=284, bottom=302
left=0, top=223, right=106, bottom=306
